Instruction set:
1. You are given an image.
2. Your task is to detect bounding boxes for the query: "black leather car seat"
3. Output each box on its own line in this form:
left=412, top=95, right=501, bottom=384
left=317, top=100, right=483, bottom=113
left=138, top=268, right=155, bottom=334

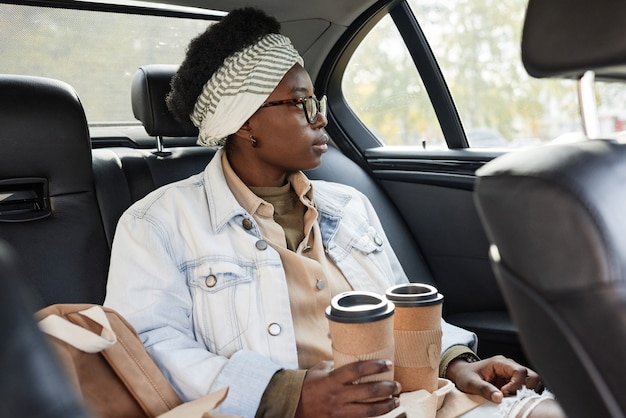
left=0, top=75, right=110, bottom=309
left=475, top=140, right=626, bottom=418
left=130, top=64, right=199, bottom=142
left=474, top=1, right=626, bottom=416
left=0, top=239, right=91, bottom=418
left=92, top=64, right=214, bottom=248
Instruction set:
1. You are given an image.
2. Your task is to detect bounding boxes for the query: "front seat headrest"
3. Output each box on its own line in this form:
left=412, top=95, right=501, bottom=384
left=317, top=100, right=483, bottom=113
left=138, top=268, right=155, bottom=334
left=522, top=0, right=626, bottom=80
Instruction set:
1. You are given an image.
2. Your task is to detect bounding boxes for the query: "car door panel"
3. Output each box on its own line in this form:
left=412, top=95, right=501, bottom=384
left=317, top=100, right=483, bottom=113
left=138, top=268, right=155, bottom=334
left=367, top=149, right=526, bottom=363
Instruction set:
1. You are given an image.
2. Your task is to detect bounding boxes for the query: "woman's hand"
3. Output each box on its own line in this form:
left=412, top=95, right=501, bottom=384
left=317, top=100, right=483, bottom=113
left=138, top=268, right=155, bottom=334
left=295, top=359, right=401, bottom=418
left=445, top=354, right=544, bottom=403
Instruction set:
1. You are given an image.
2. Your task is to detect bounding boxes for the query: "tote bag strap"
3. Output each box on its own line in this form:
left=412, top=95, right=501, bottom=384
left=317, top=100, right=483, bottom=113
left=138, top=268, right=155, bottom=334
left=38, top=304, right=182, bottom=416
left=38, top=305, right=116, bottom=353
left=100, top=311, right=182, bottom=415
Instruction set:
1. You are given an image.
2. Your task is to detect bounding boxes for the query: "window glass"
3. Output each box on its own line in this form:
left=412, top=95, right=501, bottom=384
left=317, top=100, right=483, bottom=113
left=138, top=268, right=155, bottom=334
left=410, top=0, right=579, bottom=148
left=414, top=0, right=626, bottom=146
left=0, top=3, right=212, bottom=126
left=595, top=82, right=626, bottom=142
left=344, top=0, right=626, bottom=149
left=342, top=15, right=446, bottom=149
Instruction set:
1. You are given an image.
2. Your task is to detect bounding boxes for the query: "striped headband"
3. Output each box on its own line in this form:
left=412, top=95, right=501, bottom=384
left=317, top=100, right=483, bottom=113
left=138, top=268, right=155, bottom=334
left=190, top=33, right=304, bottom=147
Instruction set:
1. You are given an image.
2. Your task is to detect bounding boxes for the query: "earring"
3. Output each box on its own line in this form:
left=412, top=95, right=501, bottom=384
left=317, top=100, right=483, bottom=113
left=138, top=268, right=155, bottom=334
left=250, top=134, right=257, bottom=148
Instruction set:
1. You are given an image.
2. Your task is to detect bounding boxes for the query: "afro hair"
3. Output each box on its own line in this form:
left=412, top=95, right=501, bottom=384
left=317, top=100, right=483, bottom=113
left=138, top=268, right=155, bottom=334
left=166, top=8, right=281, bottom=130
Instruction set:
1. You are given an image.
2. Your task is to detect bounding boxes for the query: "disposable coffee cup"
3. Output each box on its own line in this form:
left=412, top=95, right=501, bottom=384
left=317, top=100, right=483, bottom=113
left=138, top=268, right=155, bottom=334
left=325, top=291, right=395, bottom=383
left=385, top=283, right=444, bottom=393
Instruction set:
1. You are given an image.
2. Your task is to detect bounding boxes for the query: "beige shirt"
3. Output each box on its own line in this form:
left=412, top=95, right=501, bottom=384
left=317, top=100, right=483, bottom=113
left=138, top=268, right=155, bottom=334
left=221, top=152, right=352, bottom=368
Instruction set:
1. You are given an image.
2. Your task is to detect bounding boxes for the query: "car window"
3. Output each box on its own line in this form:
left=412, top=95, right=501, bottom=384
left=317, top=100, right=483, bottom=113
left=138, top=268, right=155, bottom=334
left=593, top=82, right=626, bottom=142
left=342, top=14, right=446, bottom=149
left=0, top=3, right=213, bottom=126
left=343, top=0, right=626, bottom=149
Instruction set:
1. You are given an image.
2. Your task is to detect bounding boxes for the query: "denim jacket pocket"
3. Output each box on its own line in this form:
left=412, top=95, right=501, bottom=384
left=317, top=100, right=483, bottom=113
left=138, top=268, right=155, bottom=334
left=189, top=260, right=252, bottom=293
left=188, top=260, right=254, bottom=356
left=337, top=225, right=395, bottom=291
left=348, top=226, right=385, bottom=255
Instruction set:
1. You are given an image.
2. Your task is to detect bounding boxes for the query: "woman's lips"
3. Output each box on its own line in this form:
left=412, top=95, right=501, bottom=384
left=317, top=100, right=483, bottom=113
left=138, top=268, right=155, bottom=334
left=314, top=133, right=329, bottom=153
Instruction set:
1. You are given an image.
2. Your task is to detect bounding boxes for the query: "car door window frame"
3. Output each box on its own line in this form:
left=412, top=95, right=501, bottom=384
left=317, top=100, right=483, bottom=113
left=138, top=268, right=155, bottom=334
left=318, top=0, right=469, bottom=156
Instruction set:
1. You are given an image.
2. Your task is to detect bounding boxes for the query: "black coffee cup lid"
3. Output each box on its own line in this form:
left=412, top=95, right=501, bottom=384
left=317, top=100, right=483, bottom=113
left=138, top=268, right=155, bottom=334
left=325, top=291, right=395, bottom=324
left=385, top=283, right=444, bottom=307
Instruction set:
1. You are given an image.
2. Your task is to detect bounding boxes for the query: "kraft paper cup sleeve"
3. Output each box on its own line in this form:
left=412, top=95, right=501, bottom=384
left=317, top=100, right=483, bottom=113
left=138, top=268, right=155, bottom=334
left=325, top=291, right=395, bottom=383
left=394, top=328, right=442, bottom=369
left=330, top=338, right=395, bottom=382
left=385, top=283, right=444, bottom=393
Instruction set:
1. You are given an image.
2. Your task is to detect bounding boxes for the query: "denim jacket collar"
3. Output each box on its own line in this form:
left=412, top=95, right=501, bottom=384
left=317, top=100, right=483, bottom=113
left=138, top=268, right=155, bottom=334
left=203, top=149, right=354, bottom=245
left=203, top=149, right=251, bottom=234
left=314, top=185, right=351, bottom=249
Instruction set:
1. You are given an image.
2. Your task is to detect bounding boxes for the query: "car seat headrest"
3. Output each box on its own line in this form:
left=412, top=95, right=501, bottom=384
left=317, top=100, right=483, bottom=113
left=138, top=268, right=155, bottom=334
left=522, top=0, right=626, bottom=80
left=0, top=74, right=93, bottom=198
left=131, top=64, right=199, bottom=138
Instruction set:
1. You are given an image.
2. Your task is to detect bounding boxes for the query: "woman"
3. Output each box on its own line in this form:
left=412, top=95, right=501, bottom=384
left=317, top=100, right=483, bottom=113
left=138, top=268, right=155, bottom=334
left=105, top=8, right=563, bottom=418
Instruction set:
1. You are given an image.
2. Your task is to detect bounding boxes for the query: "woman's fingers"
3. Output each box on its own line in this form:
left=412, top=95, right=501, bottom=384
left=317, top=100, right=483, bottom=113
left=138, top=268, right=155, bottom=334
left=447, top=354, right=547, bottom=404
left=337, top=395, right=400, bottom=418
left=297, top=360, right=402, bottom=417
left=330, top=359, right=394, bottom=384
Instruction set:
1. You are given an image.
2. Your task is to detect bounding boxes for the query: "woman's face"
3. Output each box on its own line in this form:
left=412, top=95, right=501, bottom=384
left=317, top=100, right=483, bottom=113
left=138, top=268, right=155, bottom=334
left=244, top=63, right=328, bottom=176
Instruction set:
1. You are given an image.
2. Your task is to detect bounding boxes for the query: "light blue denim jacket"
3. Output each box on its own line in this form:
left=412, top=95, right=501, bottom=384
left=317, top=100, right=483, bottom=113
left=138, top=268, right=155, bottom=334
left=105, top=149, right=477, bottom=418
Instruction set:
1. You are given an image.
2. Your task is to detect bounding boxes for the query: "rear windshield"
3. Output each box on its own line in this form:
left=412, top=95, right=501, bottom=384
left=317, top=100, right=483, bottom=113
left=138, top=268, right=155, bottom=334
left=0, top=3, right=214, bottom=126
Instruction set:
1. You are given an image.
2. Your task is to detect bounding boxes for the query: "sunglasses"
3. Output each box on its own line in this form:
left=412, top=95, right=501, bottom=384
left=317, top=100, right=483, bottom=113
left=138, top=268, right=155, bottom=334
left=259, top=95, right=327, bottom=124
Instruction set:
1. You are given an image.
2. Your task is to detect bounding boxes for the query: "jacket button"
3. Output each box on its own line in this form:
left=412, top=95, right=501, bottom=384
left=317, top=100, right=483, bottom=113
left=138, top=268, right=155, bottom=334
left=255, top=240, right=268, bottom=251
left=374, top=236, right=383, bottom=246
left=205, top=274, right=217, bottom=288
left=316, top=279, right=326, bottom=290
left=242, top=218, right=253, bottom=230
left=268, top=323, right=281, bottom=336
